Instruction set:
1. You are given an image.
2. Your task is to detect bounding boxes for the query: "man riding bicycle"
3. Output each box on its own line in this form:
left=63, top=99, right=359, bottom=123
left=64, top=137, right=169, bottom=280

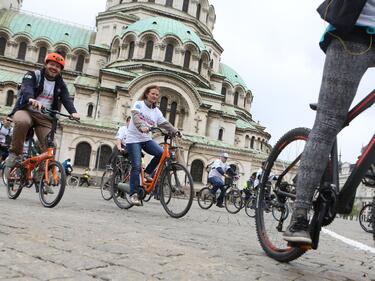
left=208, top=152, right=237, bottom=208
left=284, top=1, right=375, bottom=244
left=6, top=52, right=80, bottom=192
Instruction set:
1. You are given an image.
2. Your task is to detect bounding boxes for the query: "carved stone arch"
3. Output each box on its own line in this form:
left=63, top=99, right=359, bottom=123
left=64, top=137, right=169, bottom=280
left=72, top=47, right=89, bottom=57
left=0, top=30, right=11, bottom=40
left=139, top=31, right=159, bottom=42
left=161, top=36, right=182, bottom=47
left=183, top=42, right=199, bottom=55
left=122, top=32, right=137, bottom=44
left=234, top=86, right=246, bottom=97
left=13, top=33, right=32, bottom=44
left=34, top=38, right=52, bottom=48
left=71, top=136, right=97, bottom=149
left=128, top=72, right=202, bottom=109
left=200, top=0, right=209, bottom=10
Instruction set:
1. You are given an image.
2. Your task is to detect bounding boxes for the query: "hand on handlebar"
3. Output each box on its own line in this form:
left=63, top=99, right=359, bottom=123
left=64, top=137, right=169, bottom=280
left=71, top=112, right=80, bottom=120
left=29, top=98, right=43, bottom=111
left=175, top=131, right=183, bottom=138
left=141, top=126, right=150, bottom=133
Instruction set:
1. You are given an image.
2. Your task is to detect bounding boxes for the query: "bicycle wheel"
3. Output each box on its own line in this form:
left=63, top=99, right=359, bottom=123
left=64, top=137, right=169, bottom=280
left=160, top=162, right=194, bottom=218
left=112, top=161, right=133, bottom=209
left=197, top=187, right=214, bottom=209
left=245, top=196, right=256, bottom=218
left=6, top=166, right=23, bottom=199
left=143, top=192, right=153, bottom=202
left=255, top=127, right=310, bottom=262
left=359, top=204, right=373, bottom=233
left=67, top=176, right=79, bottom=188
left=39, top=160, right=66, bottom=208
left=225, top=190, right=243, bottom=214
left=100, top=170, right=113, bottom=201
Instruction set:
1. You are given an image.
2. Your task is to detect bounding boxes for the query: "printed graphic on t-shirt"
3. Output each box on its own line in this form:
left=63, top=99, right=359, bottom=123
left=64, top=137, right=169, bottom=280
left=36, top=80, right=55, bottom=110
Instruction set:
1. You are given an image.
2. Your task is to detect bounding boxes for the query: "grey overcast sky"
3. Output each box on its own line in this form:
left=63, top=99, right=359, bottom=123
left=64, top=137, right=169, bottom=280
left=22, top=0, right=374, bottom=163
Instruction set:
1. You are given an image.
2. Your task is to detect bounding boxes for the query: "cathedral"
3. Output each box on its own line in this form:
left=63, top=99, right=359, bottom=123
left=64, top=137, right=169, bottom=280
left=0, top=0, right=271, bottom=186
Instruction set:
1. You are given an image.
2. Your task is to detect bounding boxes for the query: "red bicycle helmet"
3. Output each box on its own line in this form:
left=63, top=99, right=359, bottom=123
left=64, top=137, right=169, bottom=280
left=45, top=52, right=65, bottom=69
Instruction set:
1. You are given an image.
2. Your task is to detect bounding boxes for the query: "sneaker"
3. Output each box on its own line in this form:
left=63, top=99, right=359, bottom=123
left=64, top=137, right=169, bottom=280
left=283, top=210, right=312, bottom=244
left=43, top=185, right=55, bottom=195
left=5, top=153, right=20, bottom=168
left=144, top=173, right=153, bottom=182
left=129, top=193, right=141, bottom=206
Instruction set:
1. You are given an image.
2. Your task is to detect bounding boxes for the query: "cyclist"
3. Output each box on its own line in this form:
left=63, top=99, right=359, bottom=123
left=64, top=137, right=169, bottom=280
left=62, top=158, right=73, bottom=176
left=79, top=168, right=91, bottom=187
left=208, top=152, right=237, bottom=208
left=5, top=52, right=80, bottom=180
left=126, top=85, right=180, bottom=206
left=0, top=116, right=13, bottom=161
left=107, top=116, right=131, bottom=167
left=283, top=2, right=375, bottom=244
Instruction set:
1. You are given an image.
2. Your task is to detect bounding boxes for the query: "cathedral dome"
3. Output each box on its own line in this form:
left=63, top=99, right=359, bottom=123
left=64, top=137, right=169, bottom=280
left=121, top=16, right=206, bottom=51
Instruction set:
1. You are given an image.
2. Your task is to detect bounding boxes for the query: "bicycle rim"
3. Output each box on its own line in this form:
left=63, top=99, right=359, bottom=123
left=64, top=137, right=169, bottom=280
left=112, top=163, right=132, bottom=209
left=6, top=166, right=23, bottom=199
left=197, top=187, right=214, bottom=209
left=39, top=160, right=66, bottom=208
left=160, top=163, right=194, bottom=218
left=100, top=170, right=113, bottom=201
left=255, top=128, right=310, bottom=262
left=245, top=197, right=256, bottom=218
left=225, top=190, right=243, bottom=214
left=359, top=204, right=373, bottom=233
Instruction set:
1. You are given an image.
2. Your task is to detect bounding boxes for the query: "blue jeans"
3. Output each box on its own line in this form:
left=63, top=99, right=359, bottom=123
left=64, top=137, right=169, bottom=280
left=208, top=176, right=225, bottom=205
left=126, top=140, right=163, bottom=195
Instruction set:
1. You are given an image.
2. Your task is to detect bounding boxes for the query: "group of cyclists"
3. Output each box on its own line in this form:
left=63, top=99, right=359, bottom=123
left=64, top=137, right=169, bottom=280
left=1, top=0, right=374, bottom=249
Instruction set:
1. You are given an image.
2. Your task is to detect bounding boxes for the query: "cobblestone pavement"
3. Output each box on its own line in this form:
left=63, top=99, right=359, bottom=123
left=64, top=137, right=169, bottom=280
left=0, top=185, right=374, bottom=281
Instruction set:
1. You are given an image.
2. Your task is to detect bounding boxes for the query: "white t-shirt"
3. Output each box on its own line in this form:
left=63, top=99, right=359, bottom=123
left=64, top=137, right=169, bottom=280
left=36, top=79, right=55, bottom=110
left=126, top=101, right=166, bottom=144
left=208, top=159, right=230, bottom=179
left=0, top=123, right=13, bottom=145
left=116, top=126, right=128, bottom=146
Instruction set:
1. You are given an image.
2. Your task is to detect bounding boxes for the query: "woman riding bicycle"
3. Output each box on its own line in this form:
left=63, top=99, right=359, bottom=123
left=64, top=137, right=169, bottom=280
left=126, top=85, right=181, bottom=206
left=284, top=1, right=375, bottom=244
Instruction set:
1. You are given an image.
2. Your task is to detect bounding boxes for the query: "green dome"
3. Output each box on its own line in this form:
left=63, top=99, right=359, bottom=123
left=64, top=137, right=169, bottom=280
left=0, top=9, right=93, bottom=49
left=219, top=63, right=248, bottom=90
left=121, top=17, right=206, bottom=51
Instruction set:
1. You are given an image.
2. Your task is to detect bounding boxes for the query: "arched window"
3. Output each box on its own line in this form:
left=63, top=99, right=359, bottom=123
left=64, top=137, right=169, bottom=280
left=196, top=3, right=201, bottom=20
left=144, top=40, right=154, bottom=59
left=164, top=44, right=174, bottom=62
left=6, top=90, right=14, bottom=106
left=183, top=50, right=191, bottom=69
left=166, top=0, right=173, bottom=7
left=261, top=140, right=264, bottom=151
left=56, top=48, right=66, bottom=58
left=250, top=136, right=255, bottom=149
left=128, top=41, right=135, bottom=59
left=190, top=159, right=204, bottom=182
left=234, top=92, right=239, bottom=106
left=218, top=128, right=223, bottom=141
left=245, top=135, right=250, bottom=148
left=76, top=54, right=85, bottom=72
left=244, top=96, right=247, bottom=108
left=87, top=104, right=94, bottom=117
left=210, top=59, right=213, bottom=69
left=0, top=37, right=7, bottom=56
left=160, top=96, right=168, bottom=117
left=182, top=0, right=189, bottom=12
left=95, top=145, right=112, bottom=170
left=221, top=87, right=227, bottom=101
left=74, top=142, right=91, bottom=167
left=169, top=102, right=177, bottom=125
left=198, top=58, right=203, bottom=74
left=37, top=46, right=47, bottom=64
left=17, top=42, right=27, bottom=60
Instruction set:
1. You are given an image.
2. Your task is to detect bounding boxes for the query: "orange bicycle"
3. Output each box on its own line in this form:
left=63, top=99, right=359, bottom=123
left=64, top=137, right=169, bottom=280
left=6, top=108, right=79, bottom=208
left=112, top=127, right=194, bottom=218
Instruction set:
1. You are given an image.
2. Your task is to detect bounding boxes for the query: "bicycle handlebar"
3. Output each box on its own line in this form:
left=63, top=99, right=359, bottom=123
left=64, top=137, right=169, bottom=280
left=41, top=107, right=80, bottom=123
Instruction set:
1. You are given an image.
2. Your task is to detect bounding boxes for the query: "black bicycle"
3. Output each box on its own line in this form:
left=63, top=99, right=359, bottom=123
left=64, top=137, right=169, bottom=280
left=255, top=89, right=375, bottom=262
left=359, top=202, right=373, bottom=233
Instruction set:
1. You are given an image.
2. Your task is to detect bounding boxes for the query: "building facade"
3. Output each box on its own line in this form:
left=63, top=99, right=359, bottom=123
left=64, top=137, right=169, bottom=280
left=0, top=0, right=271, bottom=187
